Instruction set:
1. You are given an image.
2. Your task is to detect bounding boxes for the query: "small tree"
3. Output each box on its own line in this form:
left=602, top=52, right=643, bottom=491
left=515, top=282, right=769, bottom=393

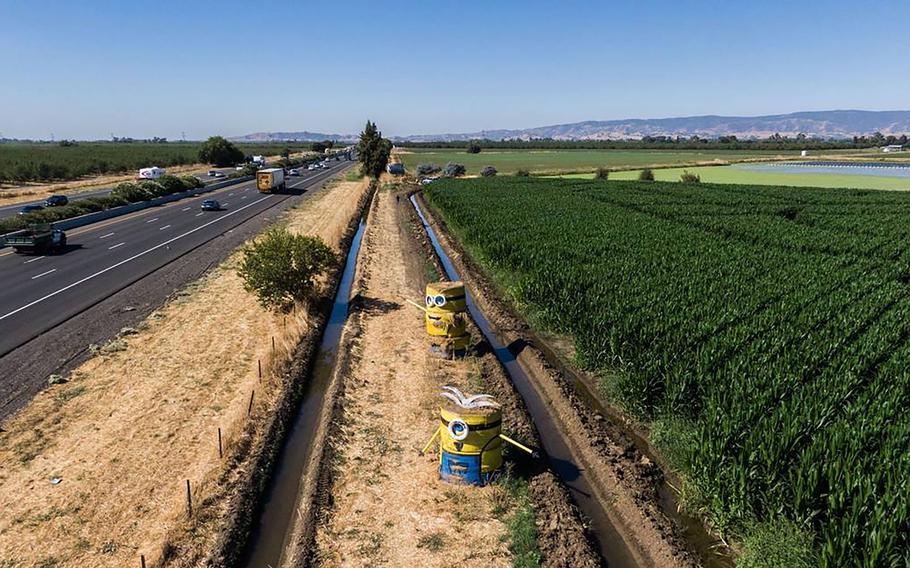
left=281, top=147, right=291, bottom=160
left=238, top=229, right=337, bottom=312
left=639, top=168, right=655, bottom=181
left=679, top=170, right=701, bottom=183
left=357, top=120, right=392, bottom=178
left=480, top=166, right=497, bottom=177
left=199, top=136, right=244, bottom=167
left=442, top=162, right=466, bottom=177
left=466, top=142, right=482, bottom=154
left=594, top=167, right=609, bottom=180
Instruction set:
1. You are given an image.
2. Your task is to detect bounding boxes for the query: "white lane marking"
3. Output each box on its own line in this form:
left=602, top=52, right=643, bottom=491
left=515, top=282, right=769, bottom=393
left=24, top=256, right=46, bottom=264
left=195, top=212, right=204, bottom=217
left=228, top=193, right=235, bottom=196
left=108, top=242, right=125, bottom=250
left=31, top=268, right=56, bottom=280
left=146, top=217, right=159, bottom=223
left=241, top=195, right=247, bottom=200
left=0, top=194, right=274, bottom=322
left=99, top=232, right=115, bottom=239
left=222, top=202, right=230, bottom=206
left=182, top=207, right=191, bottom=212
left=159, top=225, right=171, bottom=231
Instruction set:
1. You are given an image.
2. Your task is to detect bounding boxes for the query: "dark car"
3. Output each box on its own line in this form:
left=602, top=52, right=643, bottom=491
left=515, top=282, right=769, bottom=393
left=201, top=199, right=222, bottom=211
left=18, top=204, right=45, bottom=215
left=44, top=195, right=69, bottom=207
left=207, top=170, right=218, bottom=177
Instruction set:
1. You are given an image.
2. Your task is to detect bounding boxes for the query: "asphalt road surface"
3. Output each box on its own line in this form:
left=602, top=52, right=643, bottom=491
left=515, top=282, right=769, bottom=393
left=0, top=167, right=237, bottom=219
left=0, top=161, right=351, bottom=357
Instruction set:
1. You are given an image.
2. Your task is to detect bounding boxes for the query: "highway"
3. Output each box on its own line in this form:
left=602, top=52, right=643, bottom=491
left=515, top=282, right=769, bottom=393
left=0, top=166, right=237, bottom=219
left=0, top=160, right=351, bottom=357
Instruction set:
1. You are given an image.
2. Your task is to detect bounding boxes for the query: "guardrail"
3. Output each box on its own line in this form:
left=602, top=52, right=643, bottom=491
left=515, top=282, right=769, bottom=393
left=46, top=176, right=254, bottom=232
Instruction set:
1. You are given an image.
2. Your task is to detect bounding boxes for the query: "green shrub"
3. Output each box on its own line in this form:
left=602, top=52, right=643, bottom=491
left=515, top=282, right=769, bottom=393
left=480, top=166, right=497, bottom=177
left=238, top=229, right=337, bottom=312
left=180, top=175, right=203, bottom=189
left=466, top=142, right=482, bottom=154
left=138, top=180, right=169, bottom=198
left=111, top=182, right=151, bottom=202
left=679, top=170, right=701, bottom=183
left=639, top=168, right=655, bottom=181
left=515, top=169, right=530, bottom=177
left=156, top=175, right=186, bottom=194
left=594, top=167, right=610, bottom=180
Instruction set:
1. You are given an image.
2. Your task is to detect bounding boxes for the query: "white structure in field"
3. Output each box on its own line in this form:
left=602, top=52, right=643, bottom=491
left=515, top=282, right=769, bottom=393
left=138, top=166, right=166, bottom=180
left=882, top=145, right=904, bottom=153
left=800, top=150, right=809, bottom=156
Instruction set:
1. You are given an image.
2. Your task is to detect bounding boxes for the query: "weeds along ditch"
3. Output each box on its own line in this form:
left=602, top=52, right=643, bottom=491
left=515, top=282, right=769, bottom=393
left=423, top=176, right=910, bottom=567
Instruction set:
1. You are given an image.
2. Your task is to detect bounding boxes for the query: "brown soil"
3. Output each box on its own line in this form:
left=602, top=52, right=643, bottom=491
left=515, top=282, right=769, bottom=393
left=415, top=192, right=705, bottom=567
left=304, top=187, right=600, bottom=567
left=0, top=177, right=370, bottom=568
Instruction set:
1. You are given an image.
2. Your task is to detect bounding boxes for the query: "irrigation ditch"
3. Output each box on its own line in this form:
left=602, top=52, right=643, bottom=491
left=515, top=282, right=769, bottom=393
left=410, top=190, right=736, bottom=567
left=183, top=183, right=376, bottom=568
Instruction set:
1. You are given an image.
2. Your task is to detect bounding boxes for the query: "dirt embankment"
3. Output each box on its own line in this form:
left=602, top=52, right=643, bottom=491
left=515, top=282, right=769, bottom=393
left=415, top=191, right=705, bottom=567
left=295, top=186, right=600, bottom=567
left=0, top=177, right=371, bottom=568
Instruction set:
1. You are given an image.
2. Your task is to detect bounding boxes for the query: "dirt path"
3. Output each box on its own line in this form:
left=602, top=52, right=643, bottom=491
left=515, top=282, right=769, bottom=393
left=313, top=189, right=513, bottom=566
left=0, top=177, right=369, bottom=568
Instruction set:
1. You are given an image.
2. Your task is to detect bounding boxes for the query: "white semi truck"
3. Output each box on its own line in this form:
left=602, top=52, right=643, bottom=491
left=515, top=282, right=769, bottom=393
left=138, top=166, right=166, bottom=180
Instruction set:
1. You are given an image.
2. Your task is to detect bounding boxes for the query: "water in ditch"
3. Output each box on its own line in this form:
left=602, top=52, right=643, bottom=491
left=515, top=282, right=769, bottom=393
left=240, top=217, right=366, bottom=568
left=410, top=195, right=638, bottom=567
left=410, top=194, right=733, bottom=568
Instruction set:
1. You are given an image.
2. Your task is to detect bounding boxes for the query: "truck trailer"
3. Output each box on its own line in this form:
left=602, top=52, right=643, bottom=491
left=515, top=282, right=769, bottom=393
left=3, top=225, right=67, bottom=254
left=256, top=168, right=286, bottom=193
left=138, top=166, right=166, bottom=180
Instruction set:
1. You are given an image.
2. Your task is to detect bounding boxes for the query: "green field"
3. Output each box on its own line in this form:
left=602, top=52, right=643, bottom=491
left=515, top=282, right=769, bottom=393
left=0, top=142, right=314, bottom=184
left=558, top=164, right=910, bottom=190
left=398, top=147, right=874, bottom=175
left=426, top=177, right=910, bottom=566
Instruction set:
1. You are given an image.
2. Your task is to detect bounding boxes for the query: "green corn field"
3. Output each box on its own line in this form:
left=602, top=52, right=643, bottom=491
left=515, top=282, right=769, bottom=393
left=425, top=176, right=910, bottom=567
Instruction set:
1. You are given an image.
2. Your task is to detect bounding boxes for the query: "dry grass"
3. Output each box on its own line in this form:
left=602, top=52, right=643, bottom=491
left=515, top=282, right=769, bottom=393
left=0, top=175, right=370, bottom=567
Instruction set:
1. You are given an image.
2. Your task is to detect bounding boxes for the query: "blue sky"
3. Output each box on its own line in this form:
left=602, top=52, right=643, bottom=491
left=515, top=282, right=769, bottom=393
left=1, top=0, right=908, bottom=139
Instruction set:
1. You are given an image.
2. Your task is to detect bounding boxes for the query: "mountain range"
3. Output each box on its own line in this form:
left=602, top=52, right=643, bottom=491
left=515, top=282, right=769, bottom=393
left=231, top=110, right=910, bottom=142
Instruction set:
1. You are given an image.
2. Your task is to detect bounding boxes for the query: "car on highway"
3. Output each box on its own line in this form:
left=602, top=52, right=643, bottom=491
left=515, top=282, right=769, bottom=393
left=213, top=171, right=225, bottom=178
left=207, top=170, right=218, bottom=177
left=18, top=204, right=45, bottom=215
left=44, top=195, right=69, bottom=207
left=288, top=168, right=300, bottom=176
left=201, top=199, right=222, bottom=211
left=307, top=164, right=317, bottom=171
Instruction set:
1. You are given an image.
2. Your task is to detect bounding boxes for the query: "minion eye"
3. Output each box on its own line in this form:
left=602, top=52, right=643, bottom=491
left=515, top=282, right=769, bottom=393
left=426, top=295, right=434, bottom=306
left=435, top=295, right=446, bottom=306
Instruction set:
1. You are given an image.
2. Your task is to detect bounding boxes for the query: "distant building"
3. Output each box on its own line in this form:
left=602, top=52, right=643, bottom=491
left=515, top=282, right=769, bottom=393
left=882, top=145, right=904, bottom=153
left=800, top=150, right=809, bottom=157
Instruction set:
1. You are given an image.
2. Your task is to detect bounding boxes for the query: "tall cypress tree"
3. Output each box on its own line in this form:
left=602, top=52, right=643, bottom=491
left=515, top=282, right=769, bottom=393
left=357, top=120, right=392, bottom=178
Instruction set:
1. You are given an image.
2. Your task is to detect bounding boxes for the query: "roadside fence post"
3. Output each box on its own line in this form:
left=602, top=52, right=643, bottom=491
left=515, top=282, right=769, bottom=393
left=218, top=427, right=223, bottom=459
left=185, top=479, right=192, bottom=518
left=248, top=390, right=255, bottom=416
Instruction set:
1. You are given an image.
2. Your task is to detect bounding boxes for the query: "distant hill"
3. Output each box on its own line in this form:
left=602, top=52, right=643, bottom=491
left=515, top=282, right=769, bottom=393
left=229, top=131, right=355, bottom=143
left=394, top=110, right=910, bottom=142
